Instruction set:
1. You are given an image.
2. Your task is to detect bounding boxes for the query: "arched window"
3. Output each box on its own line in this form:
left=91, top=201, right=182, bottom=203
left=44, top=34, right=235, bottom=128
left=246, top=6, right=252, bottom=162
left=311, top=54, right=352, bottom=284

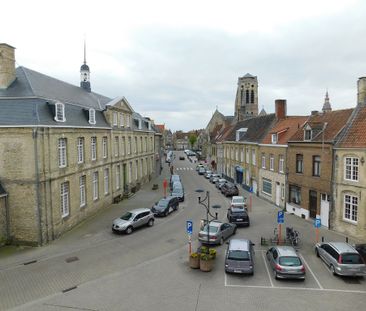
left=251, top=90, right=255, bottom=103
left=246, top=90, right=250, bottom=104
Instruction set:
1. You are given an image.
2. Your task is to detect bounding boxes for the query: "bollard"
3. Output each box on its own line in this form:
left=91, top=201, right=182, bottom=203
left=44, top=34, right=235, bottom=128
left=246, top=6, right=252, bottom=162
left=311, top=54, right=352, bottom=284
left=346, top=237, right=349, bottom=243
left=321, top=236, right=324, bottom=242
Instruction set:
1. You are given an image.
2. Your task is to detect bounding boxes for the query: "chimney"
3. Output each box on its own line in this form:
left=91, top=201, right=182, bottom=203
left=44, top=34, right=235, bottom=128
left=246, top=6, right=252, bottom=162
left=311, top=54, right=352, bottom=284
left=357, top=77, right=366, bottom=106
left=0, top=43, right=16, bottom=89
left=311, top=110, right=319, bottom=116
left=275, top=99, right=287, bottom=120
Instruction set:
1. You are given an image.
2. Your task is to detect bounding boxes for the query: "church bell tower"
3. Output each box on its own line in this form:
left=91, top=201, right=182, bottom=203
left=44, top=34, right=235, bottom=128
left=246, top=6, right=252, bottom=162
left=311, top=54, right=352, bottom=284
left=80, top=40, right=91, bottom=92
left=234, top=73, right=258, bottom=121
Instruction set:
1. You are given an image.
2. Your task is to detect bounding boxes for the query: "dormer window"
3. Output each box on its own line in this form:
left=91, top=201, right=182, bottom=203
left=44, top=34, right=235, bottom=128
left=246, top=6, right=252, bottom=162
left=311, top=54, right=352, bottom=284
left=55, top=102, right=66, bottom=122
left=89, top=109, right=96, bottom=125
left=271, top=134, right=277, bottom=144
left=113, top=112, right=118, bottom=126
left=138, top=119, right=142, bottom=130
left=304, top=124, right=312, bottom=141
left=126, top=115, right=130, bottom=128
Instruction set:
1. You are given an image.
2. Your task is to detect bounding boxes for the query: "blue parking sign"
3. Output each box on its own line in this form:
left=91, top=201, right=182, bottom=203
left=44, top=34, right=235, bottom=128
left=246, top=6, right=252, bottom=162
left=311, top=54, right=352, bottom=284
left=186, top=220, right=193, bottom=235
left=314, top=218, right=321, bottom=228
left=277, top=211, right=284, bottom=224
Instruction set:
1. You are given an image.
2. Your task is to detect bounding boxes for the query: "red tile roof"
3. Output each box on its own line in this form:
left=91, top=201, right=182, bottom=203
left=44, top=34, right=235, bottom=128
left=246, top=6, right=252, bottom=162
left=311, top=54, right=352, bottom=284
left=262, top=116, right=308, bottom=144
left=289, top=109, right=353, bottom=142
left=337, top=106, right=366, bottom=148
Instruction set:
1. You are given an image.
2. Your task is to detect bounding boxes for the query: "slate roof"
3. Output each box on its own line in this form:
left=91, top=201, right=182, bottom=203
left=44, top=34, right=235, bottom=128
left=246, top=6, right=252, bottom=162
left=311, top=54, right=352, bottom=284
left=336, top=105, right=366, bottom=148
left=0, top=66, right=113, bottom=128
left=225, top=114, right=277, bottom=143
left=214, top=124, right=235, bottom=143
left=289, top=109, right=353, bottom=143
left=261, top=116, right=308, bottom=145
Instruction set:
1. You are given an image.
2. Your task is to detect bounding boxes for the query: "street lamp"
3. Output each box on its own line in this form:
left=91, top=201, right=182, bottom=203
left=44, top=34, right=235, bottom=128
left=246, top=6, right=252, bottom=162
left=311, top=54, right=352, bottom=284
left=195, top=189, right=221, bottom=250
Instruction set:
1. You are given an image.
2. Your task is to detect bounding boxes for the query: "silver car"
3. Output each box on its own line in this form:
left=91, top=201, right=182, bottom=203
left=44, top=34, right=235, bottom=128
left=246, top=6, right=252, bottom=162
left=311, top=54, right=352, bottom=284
left=315, top=242, right=366, bottom=276
left=198, top=220, right=237, bottom=245
left=112, top=208, right=154, bottom=234
left=225, top=239, right=255, bottom=275
left=266, top=246, right=306, bottom=280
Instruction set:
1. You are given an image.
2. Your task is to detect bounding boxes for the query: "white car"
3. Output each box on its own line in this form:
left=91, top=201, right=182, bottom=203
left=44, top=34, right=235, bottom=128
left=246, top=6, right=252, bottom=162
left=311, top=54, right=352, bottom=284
left=231, top=196, right=247, bottom=209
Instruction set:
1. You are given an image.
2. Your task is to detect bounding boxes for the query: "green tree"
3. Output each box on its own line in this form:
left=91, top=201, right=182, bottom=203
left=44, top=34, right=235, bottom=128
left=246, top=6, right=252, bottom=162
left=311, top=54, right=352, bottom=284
left=188, top=134, right=197, bottom=149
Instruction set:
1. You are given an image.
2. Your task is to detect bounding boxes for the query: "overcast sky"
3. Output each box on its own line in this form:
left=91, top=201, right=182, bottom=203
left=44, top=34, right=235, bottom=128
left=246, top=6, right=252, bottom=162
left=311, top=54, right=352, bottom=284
left=2, top=0, right=366, bottom=131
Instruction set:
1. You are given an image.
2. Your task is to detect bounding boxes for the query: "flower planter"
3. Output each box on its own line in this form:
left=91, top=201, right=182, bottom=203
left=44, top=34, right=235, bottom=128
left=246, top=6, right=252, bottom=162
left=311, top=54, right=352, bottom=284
left=189, top=255, right=200, bottom=269
left=199, top=258, right=214, bottom=272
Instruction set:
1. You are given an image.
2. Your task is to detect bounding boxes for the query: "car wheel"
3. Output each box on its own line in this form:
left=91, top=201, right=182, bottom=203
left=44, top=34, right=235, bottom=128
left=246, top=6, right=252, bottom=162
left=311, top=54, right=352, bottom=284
left=147, top=219, right=154, bottom=227
left=125, top=226, right=133, bottom=235
left=330, top=265, right=336, bottom=275
left=274, top=270, right=278, bottom=279
left=315, top=249, right=320, bottom=257
left=220, top=237, right=224, bottom=245
left=233, top=227, right=237, bottom=235
left=164, top=210, right=169, bottom=217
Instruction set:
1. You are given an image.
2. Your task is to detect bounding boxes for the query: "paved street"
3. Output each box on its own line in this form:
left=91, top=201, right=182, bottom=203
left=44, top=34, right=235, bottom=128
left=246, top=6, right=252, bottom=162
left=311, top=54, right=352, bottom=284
left=1, top=151, right=366, bottom=311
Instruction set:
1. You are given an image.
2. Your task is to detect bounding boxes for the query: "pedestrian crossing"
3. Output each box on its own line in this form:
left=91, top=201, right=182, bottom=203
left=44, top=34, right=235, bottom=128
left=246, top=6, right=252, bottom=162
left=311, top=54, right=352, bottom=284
left=175, top=167, right=194, bottom=171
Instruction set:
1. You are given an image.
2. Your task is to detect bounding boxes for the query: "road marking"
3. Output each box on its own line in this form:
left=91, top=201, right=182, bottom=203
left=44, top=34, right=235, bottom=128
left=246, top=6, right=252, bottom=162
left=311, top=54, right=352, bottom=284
left=299, top=254, right=323, bottom=289
left=262, top=250, right=274, bottom=287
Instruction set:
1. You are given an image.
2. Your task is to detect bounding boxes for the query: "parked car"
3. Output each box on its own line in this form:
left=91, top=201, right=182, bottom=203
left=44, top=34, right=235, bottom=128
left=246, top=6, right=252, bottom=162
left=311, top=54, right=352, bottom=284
left=315, top=242, right=366, bottom=276
left=216, top=178, right=227, bottom=189
left=209, top=173, right=220, bottom=183
left=151, top=196, right=179, bottom=217
left=171, top=181, right=183, bottom=191
left=169, top=174, right=181, bottom=189
left=171, top=185, right=185, bottom=202
left=230, top=196, right=247, bottom=209
left=354, top=243, right=366, bottom=263
left=204, top=170, right=212, bottom=179
left=198, top=167, right=206, bottom=175
left=196, top=164, right=204, bottom=171
left=198, top=220, right=237, bottom=245
left=227, top=206, right=250, bottom=226
left=266, top=246, right=306, bottom=280
left=222, top=183, right=239, bottom=197
left=225, top=239, right=255, bottom=275
left=112, top=208, right=154, bottom=234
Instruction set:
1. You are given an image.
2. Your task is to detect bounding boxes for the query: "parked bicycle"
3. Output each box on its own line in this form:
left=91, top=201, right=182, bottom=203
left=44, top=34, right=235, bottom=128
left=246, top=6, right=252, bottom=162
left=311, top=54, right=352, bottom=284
left=286, top=227, right=300, bottom=246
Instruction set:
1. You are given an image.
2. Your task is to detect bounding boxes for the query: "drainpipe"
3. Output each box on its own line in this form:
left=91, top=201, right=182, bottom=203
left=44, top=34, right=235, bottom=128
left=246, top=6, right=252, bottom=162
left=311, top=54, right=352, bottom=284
left=4, top=194, right=10, bottom=243
left=32, top=128, right=43, bottom=245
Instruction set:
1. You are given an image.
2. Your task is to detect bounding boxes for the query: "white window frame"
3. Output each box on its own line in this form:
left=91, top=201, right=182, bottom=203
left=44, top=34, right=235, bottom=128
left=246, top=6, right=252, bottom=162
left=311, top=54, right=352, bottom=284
left=270, top=154, right=274, bottom=171
left=246, top=148, right=250, bottom=164
left=262, top=178, right=272, bottom=196
left=77, top=137, right=84, bottom=164
left=121, top=137, right=125, bottom=156
left=61, top=182, right=69, bottom=217
left=240, top=149, right=244, bottom=162
left=343, top=194, right=358, bottom=223
left=120, top=113, right=124, bottom=127
left=128, top=137, right=132, bottom=155
left=113, top=112, right=118, bottom=126
left=55, top=102, right=66, bottom=122
left=304, top=129, right=312, bottom=141
left=261, top=154, right=266, bottom=169
left=79, top=175, right=86, bottom=207
left=116, top=165, right=121, bottom=190
left=271, top=133, right=277, bottom=144
left=104, top=168, right=109, bottom=195
left=313, top=155, right=321, bottom=177
left=102, top=137, right=108, bottom=159
left=126, top=115, right=131, bottom=128
left=114, top=136, right=119, bottom=157
left=92, top=171, right=99, bottom=200
left=58, top=138, right=67, bottom=168
left=91, top=137, right=97, bottom=161
left=89, top=108, right=96, bottom=125
left=252, top=149, right=256, bottom=165
left=279, top=155, right=284, bottom=173
left=344, top=157, right=359, bottom=181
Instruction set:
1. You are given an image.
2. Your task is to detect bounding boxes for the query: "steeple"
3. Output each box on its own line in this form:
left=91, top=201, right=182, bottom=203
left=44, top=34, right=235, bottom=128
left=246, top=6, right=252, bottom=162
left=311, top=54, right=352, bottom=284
left=80, top=39, right=91, bottom=92
left=234, top=73, right=259, bottom=121
left=322, top=90, right=332, bottom=113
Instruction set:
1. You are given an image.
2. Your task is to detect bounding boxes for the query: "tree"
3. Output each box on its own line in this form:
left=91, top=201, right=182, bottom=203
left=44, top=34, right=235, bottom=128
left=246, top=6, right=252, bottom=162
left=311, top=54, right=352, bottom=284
left=188, top=134, right=197, bottom=149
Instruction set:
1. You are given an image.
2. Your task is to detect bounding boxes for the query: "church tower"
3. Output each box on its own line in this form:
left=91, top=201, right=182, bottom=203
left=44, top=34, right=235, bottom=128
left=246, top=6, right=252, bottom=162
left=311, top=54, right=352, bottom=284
left=80, top=40, right=91, bottom=92
left=234, top=73, right=258, bottom=121
left=322, top=90, right=332, bottom=113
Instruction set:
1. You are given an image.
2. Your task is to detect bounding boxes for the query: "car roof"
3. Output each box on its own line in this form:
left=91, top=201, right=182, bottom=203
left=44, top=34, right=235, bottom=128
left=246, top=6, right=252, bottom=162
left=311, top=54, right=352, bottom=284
left=328, top=242, right=358, bottom=253
left=129, top=208, right=151, bottom=214
left=232, top=196, right=244, bottom=201
left=208, top=220, right=224, bottom=228
left=275, top=246, right=298, bottom=257
left=229, top=239, right=251, bottom=251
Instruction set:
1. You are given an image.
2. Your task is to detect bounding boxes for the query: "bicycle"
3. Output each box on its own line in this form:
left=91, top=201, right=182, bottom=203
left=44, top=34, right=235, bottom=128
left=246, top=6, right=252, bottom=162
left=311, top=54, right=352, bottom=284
left=286, top=227, right=300, bottom=246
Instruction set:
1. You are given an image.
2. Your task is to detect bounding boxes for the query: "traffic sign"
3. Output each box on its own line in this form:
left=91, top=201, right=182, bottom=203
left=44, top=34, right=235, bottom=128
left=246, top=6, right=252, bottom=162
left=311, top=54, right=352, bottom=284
left=277, top=211, right=284, bottom=224
left=314, top=218, right=321, bottom=228
left=186, top=220, right=193, bottom=235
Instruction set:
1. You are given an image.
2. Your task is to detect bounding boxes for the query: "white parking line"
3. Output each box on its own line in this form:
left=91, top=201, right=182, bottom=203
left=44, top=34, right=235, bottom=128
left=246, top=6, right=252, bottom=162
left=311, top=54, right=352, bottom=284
left=299, top=254, right=323, bottom=289
left=261, top=250, right=274, bottom=287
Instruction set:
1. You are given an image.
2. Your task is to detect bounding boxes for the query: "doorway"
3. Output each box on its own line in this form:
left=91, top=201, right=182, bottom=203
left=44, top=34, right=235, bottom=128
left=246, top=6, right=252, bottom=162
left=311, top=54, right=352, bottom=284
left=309, top=190, right=317, bottom=219
left=275, top=183, right=281, bottom=206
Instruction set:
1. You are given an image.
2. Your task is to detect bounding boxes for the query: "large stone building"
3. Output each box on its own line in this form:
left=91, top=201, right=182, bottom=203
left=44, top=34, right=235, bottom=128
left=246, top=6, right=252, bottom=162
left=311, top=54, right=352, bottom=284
left=234, top=73, right=259, bottom=121
left=0, top=43, right=159, bottom=246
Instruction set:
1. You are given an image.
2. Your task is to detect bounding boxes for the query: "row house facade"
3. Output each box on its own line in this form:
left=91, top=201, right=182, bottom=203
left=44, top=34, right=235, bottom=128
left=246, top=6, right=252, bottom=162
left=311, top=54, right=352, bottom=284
left=287, top=108, right=353, bottom=228
left=0, top=43, right=158, bottom=246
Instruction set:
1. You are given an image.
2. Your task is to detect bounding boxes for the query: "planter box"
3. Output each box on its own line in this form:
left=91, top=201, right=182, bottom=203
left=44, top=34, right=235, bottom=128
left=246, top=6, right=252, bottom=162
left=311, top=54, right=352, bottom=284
left=199, top=259, right=214, bottom=272
left=189, top=256, right=200, bottom=269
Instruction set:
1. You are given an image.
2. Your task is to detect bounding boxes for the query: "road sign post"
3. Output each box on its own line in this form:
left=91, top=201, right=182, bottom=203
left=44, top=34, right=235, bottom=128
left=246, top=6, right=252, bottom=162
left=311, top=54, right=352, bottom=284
left=163, top=178, right=168, bottom=198
left=277, top=211, right=285, bottom=245
left=314, top=216, right=321, bottom=243
left=186, top=220, right=193, bottom=255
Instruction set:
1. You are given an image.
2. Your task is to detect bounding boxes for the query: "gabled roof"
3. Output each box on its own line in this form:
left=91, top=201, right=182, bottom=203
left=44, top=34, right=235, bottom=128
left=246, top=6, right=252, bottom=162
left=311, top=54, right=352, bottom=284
left=262, top=116, right=308, bottom=145
left=289, top=109, right=353, bottom=143
left=225, top=114, right=277, bottom=143
left=336, top=105, right=366, bottom=148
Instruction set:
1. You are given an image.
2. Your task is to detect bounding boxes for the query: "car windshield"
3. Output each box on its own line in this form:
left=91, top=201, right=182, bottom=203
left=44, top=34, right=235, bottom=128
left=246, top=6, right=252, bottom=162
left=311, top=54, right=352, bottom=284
left=231, top=207, right=246, bottom=214
left=279, top=256, right=301, bottom=266
left=232, top=198, right=244, bottom=204
left=172, top=189, right=183, bottom=195
left=228, top=250, right=250, bottom=261
left=157, top=200, right=168, bottom=208
left=202, top=225, right=219, bottom=233
left=120, top=212, right=134, bottom=220
left=341, top=253, right=364, bottom=264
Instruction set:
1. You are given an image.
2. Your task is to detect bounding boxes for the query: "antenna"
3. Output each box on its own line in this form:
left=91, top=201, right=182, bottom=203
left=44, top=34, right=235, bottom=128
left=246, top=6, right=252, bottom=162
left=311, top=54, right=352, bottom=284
left=84, top=34, right=87, bottom=64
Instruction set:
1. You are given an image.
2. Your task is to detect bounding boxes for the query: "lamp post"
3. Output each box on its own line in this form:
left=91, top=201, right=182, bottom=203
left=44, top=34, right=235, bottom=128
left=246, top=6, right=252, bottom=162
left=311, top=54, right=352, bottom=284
left=196, top=189, right=221, bottom=251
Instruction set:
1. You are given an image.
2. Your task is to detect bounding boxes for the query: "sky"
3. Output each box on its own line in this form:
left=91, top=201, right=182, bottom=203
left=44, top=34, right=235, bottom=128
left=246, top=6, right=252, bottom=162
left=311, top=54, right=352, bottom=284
left=2, top=0, right=366, bottom=131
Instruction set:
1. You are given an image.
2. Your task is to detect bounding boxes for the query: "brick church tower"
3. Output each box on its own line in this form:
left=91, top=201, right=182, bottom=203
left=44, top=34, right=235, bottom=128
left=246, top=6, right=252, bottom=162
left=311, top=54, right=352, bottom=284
left=234, top=73, right=259, bottom=121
